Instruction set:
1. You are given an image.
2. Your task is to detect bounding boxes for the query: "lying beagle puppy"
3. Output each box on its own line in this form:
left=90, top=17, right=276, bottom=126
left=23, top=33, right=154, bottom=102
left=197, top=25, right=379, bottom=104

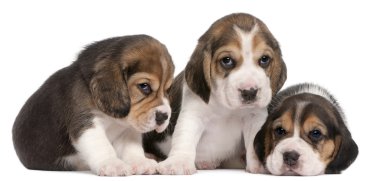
left=12, top=35, right=174, bottom=176
left=144, top=13, right=287, bottom=174
left=254, top=83, right=358, bottom=175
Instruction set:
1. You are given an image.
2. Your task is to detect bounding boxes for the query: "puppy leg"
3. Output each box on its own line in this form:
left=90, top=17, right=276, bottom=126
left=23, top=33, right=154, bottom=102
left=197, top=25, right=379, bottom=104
left=243, top=110, right=267, bottom=173
left=73, top=118, right=132, bottom=176
left=115, top=129, right=158, bottom=175
left=157, top=114, right=205, bottom=175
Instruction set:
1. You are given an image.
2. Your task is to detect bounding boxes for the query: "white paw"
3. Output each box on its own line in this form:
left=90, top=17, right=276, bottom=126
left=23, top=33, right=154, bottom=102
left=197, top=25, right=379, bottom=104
left=95, top=158, right=132, bottom=176
left=157, top=156, right=196, bottom=175
left=195, top=161, right=219, bottom=170
left=246, top=161, right=266, bottom=174
left=127, top=158, right=158, bottom=175
left=245, top=149, right=267, bottom=174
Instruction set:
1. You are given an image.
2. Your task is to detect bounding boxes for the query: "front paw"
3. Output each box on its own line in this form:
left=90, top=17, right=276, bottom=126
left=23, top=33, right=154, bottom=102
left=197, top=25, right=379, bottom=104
left=157, top=156, right=196, bottom=175
left=246, top=161, right=266, bottom=174
left=196, top=161, right=219, bottom=170
left=95, top=158, right=132, bottom=176
left=127, top=158, right=158, bottom=175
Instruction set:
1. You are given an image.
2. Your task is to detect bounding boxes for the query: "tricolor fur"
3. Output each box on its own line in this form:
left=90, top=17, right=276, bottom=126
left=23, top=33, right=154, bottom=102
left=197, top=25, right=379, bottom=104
left=144, top=13, right=287, bottom=174
left=12, top=35, right=174, bottom=176
left=254, top=83, right=358, bottom=175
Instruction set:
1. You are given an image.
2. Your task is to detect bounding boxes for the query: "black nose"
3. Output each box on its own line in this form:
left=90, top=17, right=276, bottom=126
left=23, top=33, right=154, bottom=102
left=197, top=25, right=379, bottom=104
left=240, top=88, right=258, bottom=102
left=155, top=111, right=168, bottom=125
left=283, top=151, right=300, bottom=167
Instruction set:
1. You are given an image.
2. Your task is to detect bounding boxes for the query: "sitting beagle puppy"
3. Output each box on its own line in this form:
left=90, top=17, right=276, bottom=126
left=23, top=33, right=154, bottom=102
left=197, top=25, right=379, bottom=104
left=144, top=13, right=286, bottom=174
left=254, top=83, right=358, bottom=175
left=12, top=35, right=174, bottom=176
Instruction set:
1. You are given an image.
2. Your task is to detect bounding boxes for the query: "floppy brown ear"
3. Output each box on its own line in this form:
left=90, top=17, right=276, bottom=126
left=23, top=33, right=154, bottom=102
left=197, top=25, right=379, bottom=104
left=270, top=59, right=287, bottom=95
left=90, top=61, right=131, bottom=118
left=185, top=42, right=212, bottom=103
left=325, top=133, right=358, bottom=174
left=278, top=60, right=287, bottom=92
left=254, top=127, right=267, bottom=164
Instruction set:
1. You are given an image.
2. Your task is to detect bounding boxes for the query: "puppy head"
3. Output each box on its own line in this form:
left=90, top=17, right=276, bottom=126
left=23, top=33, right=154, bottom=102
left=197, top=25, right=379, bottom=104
left=254, top=91, right=358, bottom=175
left=83, top=35, right=174, bottom=133
left=185, top=13, right=286, bottom=109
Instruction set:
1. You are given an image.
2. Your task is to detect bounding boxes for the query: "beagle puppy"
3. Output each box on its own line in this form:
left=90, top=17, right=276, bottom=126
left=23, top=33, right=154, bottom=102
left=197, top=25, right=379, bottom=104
left=144, top=13, right=287, bottom=174
left=254, top=83, right=358, bottom=175
left=12, top=35, right=174, bottom=176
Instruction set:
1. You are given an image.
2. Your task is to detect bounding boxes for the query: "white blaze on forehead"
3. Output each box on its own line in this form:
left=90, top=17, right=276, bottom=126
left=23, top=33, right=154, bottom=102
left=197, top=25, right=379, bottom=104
left=293, top=101, right=309, bottom=138
left=293, top=122, right=300, bottom=138
left=232, top=25, right=262, bottom=90
left=233, top=25, right=260, bottom=67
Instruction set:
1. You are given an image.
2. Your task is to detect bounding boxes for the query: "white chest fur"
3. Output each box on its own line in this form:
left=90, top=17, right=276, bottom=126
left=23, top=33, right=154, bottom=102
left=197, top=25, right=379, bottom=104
left=195, top=113, right=244, bottom=163
left=159, top=85, right=265, bottom=170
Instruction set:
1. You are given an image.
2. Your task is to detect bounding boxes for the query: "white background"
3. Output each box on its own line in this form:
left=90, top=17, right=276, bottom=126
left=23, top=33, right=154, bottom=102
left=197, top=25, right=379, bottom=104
left=1, top=0, right=379, bottom=180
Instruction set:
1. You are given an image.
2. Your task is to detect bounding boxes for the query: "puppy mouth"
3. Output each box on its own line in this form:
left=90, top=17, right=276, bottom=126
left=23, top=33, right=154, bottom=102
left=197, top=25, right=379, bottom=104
left=282, top=170, right=300, bottom=176
left=136, top=120, right=168, bottom=134
left=154, top=118, right=169, bottom=133
left=239, top=99, right=261, bottom=108
left=241, top=100, right=257, bottom=105
left=224, top=99, right=259, bottom=110
left=282, top=164, right=312, bottom=176
left=239, top=91, right=262, bottom=107
left=155, top=124, right=167, bottom=133
left=129, top=118, right=156, bottom=133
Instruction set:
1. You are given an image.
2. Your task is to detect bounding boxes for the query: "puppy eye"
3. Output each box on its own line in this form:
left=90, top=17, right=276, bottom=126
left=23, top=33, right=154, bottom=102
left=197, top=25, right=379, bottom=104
left=309, top=129, right=323, bottom=142
left=258, top=55, right=271, bottom=68
left=220, top=57, right=236, bottom=69
left=137, top=83, right=152, bottom=95
left=274, top=127, right=287, bottom=137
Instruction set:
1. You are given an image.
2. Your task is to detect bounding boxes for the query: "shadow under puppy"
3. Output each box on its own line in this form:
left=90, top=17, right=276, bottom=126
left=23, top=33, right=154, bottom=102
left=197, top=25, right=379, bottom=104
left=12, top=35, right=174, bottom=176
left=144, top=13, right=286, bottom=174
left=254, top=83, right=358, bottom=175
